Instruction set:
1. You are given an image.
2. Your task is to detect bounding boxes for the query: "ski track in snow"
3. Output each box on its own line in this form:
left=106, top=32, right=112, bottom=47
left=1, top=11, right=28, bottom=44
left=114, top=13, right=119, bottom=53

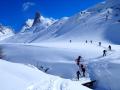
left=26, top=78, right=69, bottom=90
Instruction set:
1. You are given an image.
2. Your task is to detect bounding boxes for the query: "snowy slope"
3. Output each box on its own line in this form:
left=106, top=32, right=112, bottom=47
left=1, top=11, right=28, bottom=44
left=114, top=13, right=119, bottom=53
left=2, top=42, right=103, bottom=79
left=88, top=44, right=120, bottom=90
left=2, top=41, right=120, bottom=90
left=44, top=0, right=120, bottom=43
left=0, top=24, right=14, bottom=40
left=33, top=17, right=69, bottom=42
left=0, top=60, right=91, bottom=90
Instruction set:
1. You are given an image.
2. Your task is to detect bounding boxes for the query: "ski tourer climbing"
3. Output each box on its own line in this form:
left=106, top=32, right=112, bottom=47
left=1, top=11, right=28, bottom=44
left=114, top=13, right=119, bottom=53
left=76, top=70, right=81, bottom=80
left=103, top=50, right=107, bottom=56
left=108, top=45, right=111, bottom=51
left=75, top=56, right=82, bottom=66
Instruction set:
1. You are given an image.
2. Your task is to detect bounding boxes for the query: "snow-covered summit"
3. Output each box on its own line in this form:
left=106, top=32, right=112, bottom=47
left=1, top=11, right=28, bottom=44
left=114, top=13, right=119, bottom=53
left=21, top=12, right=56, bottom=33
left=4, top=12, right=57, bottom=43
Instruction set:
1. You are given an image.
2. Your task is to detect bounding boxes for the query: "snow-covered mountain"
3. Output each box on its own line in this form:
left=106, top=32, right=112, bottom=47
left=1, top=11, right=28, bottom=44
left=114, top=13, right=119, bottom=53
left=21, top=12, right=56, bottom=33
left=2, top=0, right=120, bottom=44
left=3, top=12, right=56, bottom=43
left=46, top=0, right=120, bottom=43
left=0, top=24, right=14, bottom=40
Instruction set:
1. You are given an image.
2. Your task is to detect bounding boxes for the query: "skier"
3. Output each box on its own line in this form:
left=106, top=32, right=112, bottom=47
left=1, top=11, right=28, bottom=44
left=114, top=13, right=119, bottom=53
left=103, top=50, right=107, bottom=56
left=70, top=40, right=72, bottom=43
left=108, top=45, right=111, bottom=51
left=80, top=64, right=86, bottom=77
left=76, top=70, right=81, bottom=80
left=90, top=40, right=92, bottom=43
left=99, top=42, right=101, bottom=46
left=75, top=56, right=82, bottom=66
left=86, top=40, right=88, bottom=43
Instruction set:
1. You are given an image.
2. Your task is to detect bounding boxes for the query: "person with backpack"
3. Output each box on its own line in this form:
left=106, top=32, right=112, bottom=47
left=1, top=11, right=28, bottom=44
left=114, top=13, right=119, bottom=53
left=80, top=64, right=86, bottom=77
left=75, top=56, right=82, bottom=66
left=108, top=45, right=111, bottom=51
left=103, top=50, right=107, bottom=56
left=76, top=70, right=81, bottom=80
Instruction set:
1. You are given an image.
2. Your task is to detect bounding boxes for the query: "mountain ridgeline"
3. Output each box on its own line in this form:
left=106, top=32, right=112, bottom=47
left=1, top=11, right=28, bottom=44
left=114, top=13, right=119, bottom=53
left=0, top=24, right=14, bottom=40
left=2, top=0, right=120, bottom=44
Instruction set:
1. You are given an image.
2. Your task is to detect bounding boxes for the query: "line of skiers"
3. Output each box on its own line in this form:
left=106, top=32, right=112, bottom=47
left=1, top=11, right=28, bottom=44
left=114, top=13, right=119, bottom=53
left=75, top=56, right=86, bottom=80
left=103, top=45, right=112, bottom=56
left=85, top=40, right=112, bottom=56
left=75, top=49, right=112, bottom=80
left=69, top=40, right=113, bottom=81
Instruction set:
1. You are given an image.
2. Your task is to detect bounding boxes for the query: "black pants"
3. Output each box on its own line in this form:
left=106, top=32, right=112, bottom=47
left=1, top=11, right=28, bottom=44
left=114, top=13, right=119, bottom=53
left=103, top=53, right=106, bottom=56
left=82, top=68, right=85, bottom=77
left=77, top=74, right=80, bottom=80
left=83, top=71, right=85, bottom=77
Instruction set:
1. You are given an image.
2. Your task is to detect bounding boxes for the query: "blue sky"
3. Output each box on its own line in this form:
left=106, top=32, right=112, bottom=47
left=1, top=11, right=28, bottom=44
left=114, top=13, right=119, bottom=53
left=0, top=0, right=104, bottom=32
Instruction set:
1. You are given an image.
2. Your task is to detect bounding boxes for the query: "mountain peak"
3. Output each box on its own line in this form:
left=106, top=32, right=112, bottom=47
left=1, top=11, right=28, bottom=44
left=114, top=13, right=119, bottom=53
left=32, top=12, right=41, bottom=26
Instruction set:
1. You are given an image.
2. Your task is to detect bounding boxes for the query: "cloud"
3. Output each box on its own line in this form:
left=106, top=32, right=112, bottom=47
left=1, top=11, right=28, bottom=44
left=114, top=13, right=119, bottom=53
left=22, top=2, right=35, bottom=11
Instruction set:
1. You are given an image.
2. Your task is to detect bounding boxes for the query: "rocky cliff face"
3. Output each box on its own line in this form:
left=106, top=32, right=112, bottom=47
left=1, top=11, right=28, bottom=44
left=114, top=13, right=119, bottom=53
left=32, top=12, right=41, bottom=26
